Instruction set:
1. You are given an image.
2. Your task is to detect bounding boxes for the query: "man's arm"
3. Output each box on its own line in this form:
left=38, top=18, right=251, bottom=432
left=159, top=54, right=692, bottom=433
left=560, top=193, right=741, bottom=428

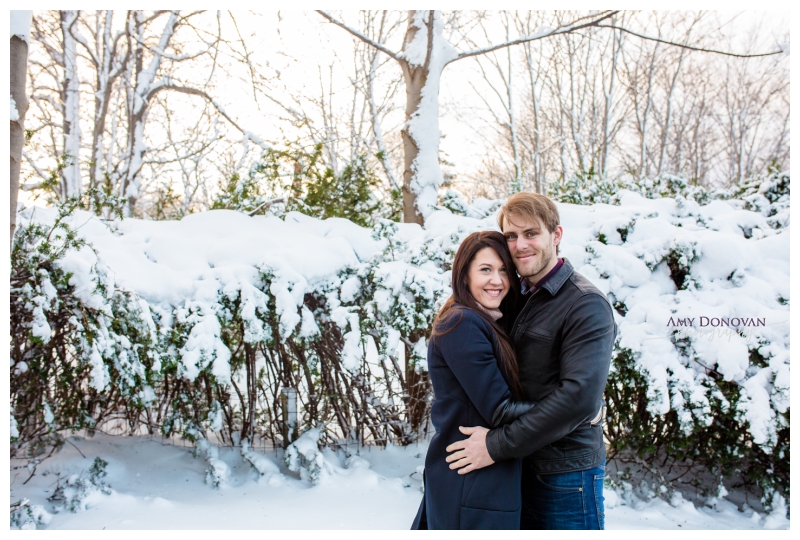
left=487, top=293, right=615, bottom=461
left=447, top=293, right=615, bottom=470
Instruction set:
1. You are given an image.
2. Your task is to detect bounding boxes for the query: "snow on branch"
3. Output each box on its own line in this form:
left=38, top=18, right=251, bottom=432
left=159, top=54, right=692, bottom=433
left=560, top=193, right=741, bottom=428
left=453, top=10, right=619, bottom=62
left=68, top=24, right=100, bottom=67
left=316, top=10, right=401, bottom=62
left=134, top=11, right=180, bottom=111
left=596, top=24, right=787, bottom=58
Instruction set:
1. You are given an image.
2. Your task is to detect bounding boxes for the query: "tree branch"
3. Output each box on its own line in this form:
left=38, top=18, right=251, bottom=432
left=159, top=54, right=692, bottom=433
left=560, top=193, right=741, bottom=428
left=69, top=23, right=100, bottom=67
left=597, top=24, right=785, bottom=58
left=453, top=11, right=620, bottom=62
left=249, top=197, right=286, bottom=217
left=145, top=82, right=271, bottom=149
left=21, top=150, right=51, bottom=182
left=316, top=10, right=401, bottom=62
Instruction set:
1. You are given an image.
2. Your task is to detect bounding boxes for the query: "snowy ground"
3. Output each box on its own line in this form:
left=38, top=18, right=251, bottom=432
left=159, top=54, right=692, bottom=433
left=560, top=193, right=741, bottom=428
left=10, top=434, right=788, bottom=530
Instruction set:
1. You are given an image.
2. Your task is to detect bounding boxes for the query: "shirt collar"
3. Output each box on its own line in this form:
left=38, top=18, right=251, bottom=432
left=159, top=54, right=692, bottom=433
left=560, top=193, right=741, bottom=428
left=520, top=258, right=565, bottom=295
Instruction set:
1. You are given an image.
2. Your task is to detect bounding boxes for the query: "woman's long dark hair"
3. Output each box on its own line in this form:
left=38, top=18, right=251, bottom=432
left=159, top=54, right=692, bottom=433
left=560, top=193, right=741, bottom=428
left=431, top=231, right=523, bottom=398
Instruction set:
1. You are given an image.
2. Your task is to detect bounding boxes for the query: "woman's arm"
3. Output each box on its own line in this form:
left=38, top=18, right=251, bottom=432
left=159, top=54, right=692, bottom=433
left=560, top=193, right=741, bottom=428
left=437, top=309, right=515, bottom=426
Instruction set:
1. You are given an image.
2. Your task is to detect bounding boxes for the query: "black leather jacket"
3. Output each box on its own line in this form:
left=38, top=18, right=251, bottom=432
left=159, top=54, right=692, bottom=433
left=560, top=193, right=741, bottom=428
left=486, top=258, right=616, bottom=474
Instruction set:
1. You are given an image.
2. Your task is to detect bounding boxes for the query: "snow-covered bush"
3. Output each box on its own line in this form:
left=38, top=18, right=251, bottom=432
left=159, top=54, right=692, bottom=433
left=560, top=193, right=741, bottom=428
left=10, top=499, right=53, bottom=530
left=734, top=168, right=790, bottom=229
left=549, top=170, right=789, bottom=502
left=241, top=438, right=282, bottom=480
left=10, top=202, right=158, bottom=455
left=10, top=171, right=789, bottom=504
left=48, top=457, right=112, bottom=513
left=439, top=189, right=469, bottom=215
left=548, top=167, right=790, bottom=213
left=196, top=438, right=230, bottom=488
left=583, top=188, right=790, bottom=502
left=548, top=168, right=623, bottom=205
left=284, top=426, right=327, bottom=485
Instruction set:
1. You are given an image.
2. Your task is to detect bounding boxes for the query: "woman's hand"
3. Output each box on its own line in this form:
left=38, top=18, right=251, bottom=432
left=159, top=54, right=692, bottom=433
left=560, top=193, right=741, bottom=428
left=445, top=426, right=495, bottom=474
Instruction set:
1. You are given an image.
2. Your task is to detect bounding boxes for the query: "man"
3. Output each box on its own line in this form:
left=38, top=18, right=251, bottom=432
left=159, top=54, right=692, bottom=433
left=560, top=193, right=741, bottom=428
left=445, top=192, right=616, bottom=530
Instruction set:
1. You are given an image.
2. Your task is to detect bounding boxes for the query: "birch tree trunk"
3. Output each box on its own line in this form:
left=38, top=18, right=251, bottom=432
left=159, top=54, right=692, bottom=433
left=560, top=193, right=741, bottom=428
left=88, top=11, right=124, bottom=190
left=366, top=17, right=399, bottom=190
left=60, top=10, right=82, bottom=198
left=10, top=11, right=32, bottom=248
left=122, top=10, right=180, bottom=209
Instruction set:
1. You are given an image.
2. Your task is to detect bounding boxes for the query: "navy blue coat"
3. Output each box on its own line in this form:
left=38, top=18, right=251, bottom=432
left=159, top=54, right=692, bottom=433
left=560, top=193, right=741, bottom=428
left=411, top=307, right=522, bottom=530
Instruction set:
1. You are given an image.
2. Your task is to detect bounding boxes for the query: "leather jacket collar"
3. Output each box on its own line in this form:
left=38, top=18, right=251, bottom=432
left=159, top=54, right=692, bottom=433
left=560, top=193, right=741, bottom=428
left=539, top=257, right=575, bottom=296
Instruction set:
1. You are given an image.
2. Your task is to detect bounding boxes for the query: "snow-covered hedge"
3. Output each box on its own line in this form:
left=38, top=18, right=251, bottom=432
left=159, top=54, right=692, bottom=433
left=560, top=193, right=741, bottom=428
left=10, top=172, right=789, bottom=503
left=10, top=203, right=457, bottom=452
left=547, top=170, right=789, bottom=504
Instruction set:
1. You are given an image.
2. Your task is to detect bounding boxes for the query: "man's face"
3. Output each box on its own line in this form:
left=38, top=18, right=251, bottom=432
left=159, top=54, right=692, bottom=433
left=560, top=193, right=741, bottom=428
left=502, top=214, right=563, bottom=282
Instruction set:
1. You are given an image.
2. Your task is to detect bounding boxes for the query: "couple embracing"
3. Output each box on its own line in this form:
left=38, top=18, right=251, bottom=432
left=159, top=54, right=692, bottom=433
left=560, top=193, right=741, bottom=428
left=411, top=192, right=616, bottom=530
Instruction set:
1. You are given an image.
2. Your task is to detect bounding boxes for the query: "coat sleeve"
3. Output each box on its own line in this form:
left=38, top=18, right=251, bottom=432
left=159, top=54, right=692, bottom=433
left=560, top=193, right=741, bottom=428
left=491, top=398, right=536, bottom=427
left=485, top=293, right=616, bottom=461
left=435, top=310, right=513, bottom=426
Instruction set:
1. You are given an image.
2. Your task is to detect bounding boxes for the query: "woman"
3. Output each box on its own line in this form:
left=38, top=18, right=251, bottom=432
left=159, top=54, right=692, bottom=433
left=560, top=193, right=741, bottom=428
left=411, top=231, right=534, bottom=530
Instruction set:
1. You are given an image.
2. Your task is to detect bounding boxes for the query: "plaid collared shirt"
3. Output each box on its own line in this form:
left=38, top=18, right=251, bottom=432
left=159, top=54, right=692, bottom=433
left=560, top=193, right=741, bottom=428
left=520, top=258, right=564, bottom=295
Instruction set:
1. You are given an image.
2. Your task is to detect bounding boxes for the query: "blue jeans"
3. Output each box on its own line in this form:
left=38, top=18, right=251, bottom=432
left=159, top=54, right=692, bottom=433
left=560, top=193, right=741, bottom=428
left=520, top=461, right=605, bottom=530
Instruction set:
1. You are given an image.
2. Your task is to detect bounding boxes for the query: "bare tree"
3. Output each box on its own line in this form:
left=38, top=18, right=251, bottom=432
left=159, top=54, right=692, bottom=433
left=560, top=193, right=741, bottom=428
left=456, top=11, right=786, bottom=195
left=717, top=36, right=789, bottom=183
left=318, top=9, right=619, bottom=224
left=23, top=10, right=273, bottom=215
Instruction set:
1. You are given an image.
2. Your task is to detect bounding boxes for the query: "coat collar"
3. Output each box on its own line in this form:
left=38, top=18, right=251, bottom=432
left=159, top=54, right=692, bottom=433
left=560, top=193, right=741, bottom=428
left=539, top=257, right=574, bottom=296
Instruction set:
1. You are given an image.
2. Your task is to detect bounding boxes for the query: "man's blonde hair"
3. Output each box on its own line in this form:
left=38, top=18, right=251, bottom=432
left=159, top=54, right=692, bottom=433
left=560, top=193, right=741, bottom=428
left=497, top=192, right=560, bottom=233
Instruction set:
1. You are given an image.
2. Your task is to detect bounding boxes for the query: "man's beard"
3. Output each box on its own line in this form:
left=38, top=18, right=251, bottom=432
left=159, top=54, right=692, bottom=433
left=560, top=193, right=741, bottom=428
left=519, top=243, right=554, bottom=279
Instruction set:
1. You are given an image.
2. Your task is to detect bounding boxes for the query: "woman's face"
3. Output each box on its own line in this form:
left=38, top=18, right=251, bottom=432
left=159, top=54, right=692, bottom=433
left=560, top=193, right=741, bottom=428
left=467, top=247, right=510, bottom=310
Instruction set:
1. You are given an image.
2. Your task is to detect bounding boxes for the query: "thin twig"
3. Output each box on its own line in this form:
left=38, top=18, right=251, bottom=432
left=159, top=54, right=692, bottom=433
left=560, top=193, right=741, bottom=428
left=22, top=465, right=38, bottom=485
left=66, top=438, right=87, bottom=458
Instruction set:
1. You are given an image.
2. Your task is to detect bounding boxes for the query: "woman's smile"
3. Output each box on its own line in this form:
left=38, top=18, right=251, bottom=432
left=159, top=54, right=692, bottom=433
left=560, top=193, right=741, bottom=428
left=467, top=247, right=510, bottom=310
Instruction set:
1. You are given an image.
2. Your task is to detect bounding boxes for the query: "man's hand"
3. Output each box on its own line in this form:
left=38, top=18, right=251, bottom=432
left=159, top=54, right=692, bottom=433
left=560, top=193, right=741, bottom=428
left=445, top=426, right=495, bottom=474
